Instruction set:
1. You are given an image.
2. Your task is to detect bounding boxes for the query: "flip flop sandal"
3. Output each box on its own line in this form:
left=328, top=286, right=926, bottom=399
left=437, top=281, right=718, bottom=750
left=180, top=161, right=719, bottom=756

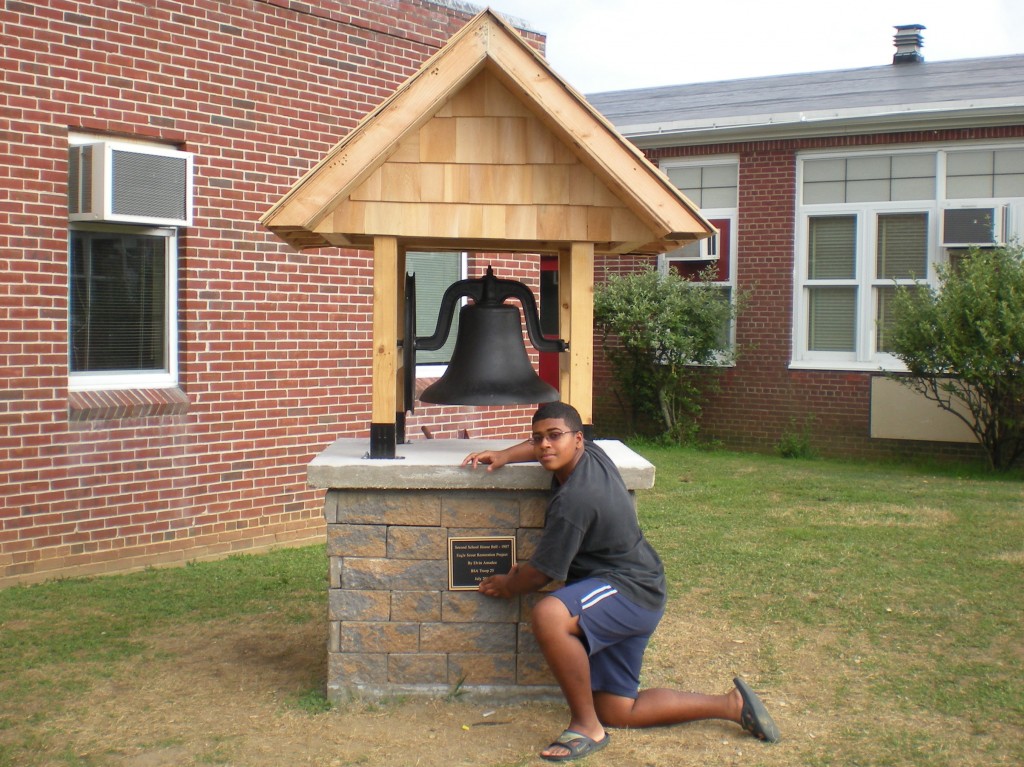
left=539, top=729, right=610, bottom=762
left=734, top=676, right=781, bottom=743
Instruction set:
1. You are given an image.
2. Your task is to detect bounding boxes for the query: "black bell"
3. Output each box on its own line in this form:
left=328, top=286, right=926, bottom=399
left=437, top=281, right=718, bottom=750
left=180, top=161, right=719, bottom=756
left=410, top=266, right=566, bottom=407
left=420, top=303, right=559, bottom=405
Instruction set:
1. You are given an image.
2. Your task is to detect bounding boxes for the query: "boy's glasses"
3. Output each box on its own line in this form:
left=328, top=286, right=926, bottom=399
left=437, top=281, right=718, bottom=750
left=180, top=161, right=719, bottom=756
left=529, top=430, right=579, bottom=445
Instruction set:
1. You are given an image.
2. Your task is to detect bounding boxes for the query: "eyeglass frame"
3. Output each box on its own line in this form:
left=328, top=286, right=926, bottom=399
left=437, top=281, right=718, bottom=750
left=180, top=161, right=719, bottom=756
left=528, top=429, right=580, bottom=445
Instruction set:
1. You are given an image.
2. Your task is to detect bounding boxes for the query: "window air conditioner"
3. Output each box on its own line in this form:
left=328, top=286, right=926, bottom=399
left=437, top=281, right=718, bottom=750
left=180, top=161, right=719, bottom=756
left=941, top=206, right=1006, bottom=248
left=68, top=141, right=193, bottom=226
left=665, top=230, right=720, bottom=261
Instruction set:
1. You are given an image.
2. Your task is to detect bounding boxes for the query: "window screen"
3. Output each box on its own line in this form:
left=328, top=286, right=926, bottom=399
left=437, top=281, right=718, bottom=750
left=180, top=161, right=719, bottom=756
left=808, top=216, right=856, bottom=279
left=70, top=230, right=168, bottom=373
left=808, top=287, right=856, bottom=351
left=874, top=286, right=899, bottom=353
left=876, top=213, right=928, bottom=279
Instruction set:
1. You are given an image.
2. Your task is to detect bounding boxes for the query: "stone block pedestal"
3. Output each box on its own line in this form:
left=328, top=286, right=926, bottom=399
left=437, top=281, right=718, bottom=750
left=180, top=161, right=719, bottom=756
left=309, top=438, right=655, bottom=702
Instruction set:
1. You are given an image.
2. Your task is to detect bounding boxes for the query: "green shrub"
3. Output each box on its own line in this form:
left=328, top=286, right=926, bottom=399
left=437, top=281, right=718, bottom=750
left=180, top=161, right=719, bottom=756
left=887, top=244, right=1024, bottom=470
left=775, top=416, right=817, bottom=459
left=594, top=264, right=741, bottom=443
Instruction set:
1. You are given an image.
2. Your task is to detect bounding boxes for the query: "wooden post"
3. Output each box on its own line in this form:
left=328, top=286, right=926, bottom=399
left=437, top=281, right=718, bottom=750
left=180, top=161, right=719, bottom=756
left=371, top=235, right=399, bottom=458
left=395, top=246, right=407, bottom=445
left=558, top=251, right=572, bottom=398
left=559, top=242, right=594, bottom=431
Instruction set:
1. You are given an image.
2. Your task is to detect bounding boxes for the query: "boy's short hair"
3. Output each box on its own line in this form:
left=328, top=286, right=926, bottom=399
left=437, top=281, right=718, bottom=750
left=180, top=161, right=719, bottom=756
left=532, top=401, right=583, bottom=432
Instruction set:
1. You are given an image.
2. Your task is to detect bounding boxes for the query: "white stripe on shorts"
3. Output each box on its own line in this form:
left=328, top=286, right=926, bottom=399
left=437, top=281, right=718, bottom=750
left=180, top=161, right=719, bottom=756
left=580, top=584, right=618, bottom=610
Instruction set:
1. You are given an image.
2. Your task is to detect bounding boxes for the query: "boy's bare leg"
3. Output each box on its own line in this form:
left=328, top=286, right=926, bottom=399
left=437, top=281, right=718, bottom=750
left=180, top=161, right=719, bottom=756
left=594, top=687, right=743, bottom=728
left=531, top=596, right=775, bottom=755
left=531, top=596, right=606, bottom=759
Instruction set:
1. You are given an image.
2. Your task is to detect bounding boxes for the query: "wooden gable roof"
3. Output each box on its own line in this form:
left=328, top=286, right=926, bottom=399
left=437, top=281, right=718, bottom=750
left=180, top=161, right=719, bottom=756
left=260, top=9, right=714, bottom=255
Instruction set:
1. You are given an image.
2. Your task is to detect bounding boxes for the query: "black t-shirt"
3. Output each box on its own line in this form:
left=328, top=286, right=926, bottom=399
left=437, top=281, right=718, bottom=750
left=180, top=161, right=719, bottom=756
left=529, top=441, right=666, bottom=611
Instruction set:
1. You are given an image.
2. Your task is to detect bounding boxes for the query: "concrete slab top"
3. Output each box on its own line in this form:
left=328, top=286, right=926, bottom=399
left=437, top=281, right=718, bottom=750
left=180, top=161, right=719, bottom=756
left=308, top=438, right=656, bottom=491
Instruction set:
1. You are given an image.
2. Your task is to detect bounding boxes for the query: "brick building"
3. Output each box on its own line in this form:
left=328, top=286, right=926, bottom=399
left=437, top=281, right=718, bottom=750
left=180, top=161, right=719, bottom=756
left=589, top=29, right=1024, bottom=461
left=1, top=0, right=550, bottom=586
left=6, top=8, right=1022, bottom=589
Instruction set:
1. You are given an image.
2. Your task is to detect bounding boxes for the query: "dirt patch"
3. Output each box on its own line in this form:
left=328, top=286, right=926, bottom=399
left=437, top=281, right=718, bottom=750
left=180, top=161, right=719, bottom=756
left=36, top=593, right=1018, bottom=767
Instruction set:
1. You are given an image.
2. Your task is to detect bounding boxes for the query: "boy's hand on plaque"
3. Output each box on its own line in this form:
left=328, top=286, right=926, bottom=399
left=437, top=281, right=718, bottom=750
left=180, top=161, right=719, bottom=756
left=478, top=564, right=518, bottom=598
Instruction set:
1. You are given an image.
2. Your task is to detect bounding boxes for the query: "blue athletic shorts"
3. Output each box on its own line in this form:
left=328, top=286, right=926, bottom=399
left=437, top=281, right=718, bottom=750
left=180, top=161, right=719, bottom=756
left=550, top=578, right=665, bottom=699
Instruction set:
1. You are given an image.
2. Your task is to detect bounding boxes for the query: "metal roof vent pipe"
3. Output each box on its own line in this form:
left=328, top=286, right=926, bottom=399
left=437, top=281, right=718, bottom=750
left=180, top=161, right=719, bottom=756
left=893, top=24, right=925, bottom=64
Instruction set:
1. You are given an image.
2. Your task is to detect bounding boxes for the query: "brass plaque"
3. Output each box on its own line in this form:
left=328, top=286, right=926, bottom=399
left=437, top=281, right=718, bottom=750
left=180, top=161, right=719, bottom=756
left=447, top=536, right=516, bottom=591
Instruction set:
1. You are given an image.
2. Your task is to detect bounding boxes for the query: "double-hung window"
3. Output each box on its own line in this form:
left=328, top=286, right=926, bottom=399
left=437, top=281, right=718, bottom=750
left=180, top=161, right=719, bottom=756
left=874, top=212, right=929, bottom=353
left=802, top=209, right=930, bottom=363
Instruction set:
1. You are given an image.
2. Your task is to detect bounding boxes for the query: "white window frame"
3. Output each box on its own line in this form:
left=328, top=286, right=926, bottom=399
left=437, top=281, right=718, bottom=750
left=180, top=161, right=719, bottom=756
left=68, top=223, right=179, bottom=391
left=793, top=143, right=1024, bottom=372
left=794, top=203, right=938, bottom=369
left=659, top=210, right=738, bottom=353
left=659, top=157, right=740, bottom=356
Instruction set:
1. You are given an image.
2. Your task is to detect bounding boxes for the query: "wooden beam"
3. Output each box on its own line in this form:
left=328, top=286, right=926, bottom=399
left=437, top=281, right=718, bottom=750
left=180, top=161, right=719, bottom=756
left=324, top=200, right=654, bottom=244
left=395, top=246, right=407, bottom=414
left=372, top=236, right=399, bottom=424
left=558, top=251, right=572, bottom=398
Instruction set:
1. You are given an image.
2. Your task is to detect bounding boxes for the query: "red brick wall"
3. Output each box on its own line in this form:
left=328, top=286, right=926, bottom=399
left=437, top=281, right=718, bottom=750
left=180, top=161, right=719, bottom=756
left=0, top=0, right=548, bottom=586
left=595, top=128, right=1024, bottom=461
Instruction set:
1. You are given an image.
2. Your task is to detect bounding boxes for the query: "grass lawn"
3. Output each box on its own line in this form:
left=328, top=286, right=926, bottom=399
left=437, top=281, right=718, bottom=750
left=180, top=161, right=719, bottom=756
left=0, top=447, right=1021, bottom=766
left=638, top=447, right=1023, bottom=765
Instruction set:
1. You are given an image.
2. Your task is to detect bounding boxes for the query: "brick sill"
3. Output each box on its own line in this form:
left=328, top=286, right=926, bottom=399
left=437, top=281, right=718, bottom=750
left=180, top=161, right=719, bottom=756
left=68, top=387, right=190, bottom=421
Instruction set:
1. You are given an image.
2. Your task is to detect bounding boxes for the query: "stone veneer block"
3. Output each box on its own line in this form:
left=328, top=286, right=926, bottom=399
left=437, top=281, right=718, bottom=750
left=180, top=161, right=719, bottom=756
left=515, top=528, right=543, bottom=560
left=440, top=492, right=521, bottom=528
left=327, top=523, right=386, bottom=557
left=389, top=653, right=447, bottom=684
left=517, top=652, right=554, bottom=685
left=341, top=621, right=420, bottom=653
left=328, top=620, right=341, bottom=653
left=329, top=589, right=390, bottom=621
left=391, top=590, right=441, bottom=621
left=334, top=653, right=388, bottom=685
left=446, top=527, right=520, bottom=539
left=517, top=621, right=540, bottom=654
left=327, top=489, right=441, bottom=526
left=420, top=622, right=516, bottom=653
left=342, top=557, right=447, bottom=591
left=442, top=591, right=518, bottom=623
left=449, top=653, right=518, bottom=685
left=519, top=495, right=548, bottom=528
left=329, top=556, right=343, bottom=589
left=387, top=525, right=447, bottom=559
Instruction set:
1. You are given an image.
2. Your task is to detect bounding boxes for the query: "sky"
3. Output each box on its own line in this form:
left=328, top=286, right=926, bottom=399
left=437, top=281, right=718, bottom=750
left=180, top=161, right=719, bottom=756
left=484, top=0, right=1024, bottom=93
